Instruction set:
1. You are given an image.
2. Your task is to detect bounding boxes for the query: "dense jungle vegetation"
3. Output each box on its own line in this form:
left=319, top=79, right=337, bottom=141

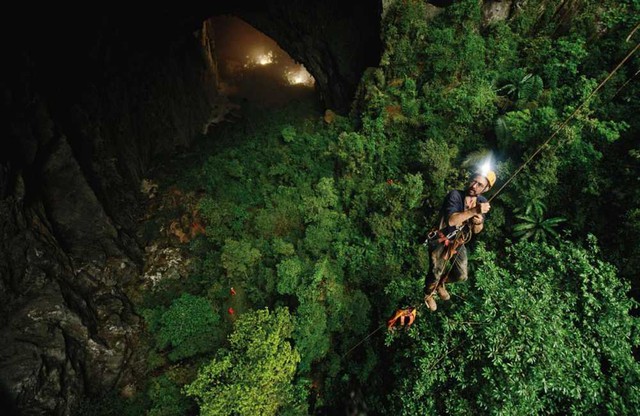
left=80, top=1, right=640, bottom=414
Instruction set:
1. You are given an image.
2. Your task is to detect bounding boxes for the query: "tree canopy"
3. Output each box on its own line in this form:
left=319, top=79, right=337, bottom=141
left=86, top=1, right=640, bottom=414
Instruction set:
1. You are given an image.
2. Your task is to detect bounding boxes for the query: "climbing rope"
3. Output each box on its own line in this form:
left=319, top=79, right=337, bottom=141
left=342, top=35, right=640, bottom=359
left=341, top=324, right=387, bottom=359
left=488, top=39, right=640, bottom=203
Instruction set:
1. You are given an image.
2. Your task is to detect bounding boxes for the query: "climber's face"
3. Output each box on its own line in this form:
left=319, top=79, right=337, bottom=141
left=467, top=175, right=489, bottom=196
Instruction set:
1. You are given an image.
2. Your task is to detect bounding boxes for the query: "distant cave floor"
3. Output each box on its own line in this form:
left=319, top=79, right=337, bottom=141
left=111, top=94, right=325, bottom=406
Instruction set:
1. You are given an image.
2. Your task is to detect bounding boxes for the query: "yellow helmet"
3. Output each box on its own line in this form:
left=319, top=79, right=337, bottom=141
left=483, top=170, right=496, bottom=189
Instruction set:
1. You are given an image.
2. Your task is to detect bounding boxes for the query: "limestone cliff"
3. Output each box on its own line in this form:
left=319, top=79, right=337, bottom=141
left=0, top=15, right=219, bottom=414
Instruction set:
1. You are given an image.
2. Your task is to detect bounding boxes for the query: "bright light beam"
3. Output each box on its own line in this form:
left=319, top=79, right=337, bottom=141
left=480, top=158, right=492, bottom=177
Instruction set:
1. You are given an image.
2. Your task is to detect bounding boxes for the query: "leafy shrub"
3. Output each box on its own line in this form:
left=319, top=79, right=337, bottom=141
left=154, top=294, right=222, bottom=362
left=147, top=374, right=192, bottom=416
left=185, top=307, right=305, bottom=416
left=388, top=238, right=640, bottom=415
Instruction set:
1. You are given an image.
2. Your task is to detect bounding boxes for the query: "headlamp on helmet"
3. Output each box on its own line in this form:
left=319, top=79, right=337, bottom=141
left=478, top=159, right=496, bottom=189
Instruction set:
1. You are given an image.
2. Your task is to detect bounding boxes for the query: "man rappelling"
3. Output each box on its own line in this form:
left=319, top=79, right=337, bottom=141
left=423, top=167, right=496, bottom=311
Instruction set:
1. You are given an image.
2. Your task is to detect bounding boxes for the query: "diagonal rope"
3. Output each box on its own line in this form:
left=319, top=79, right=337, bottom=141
left=341, top=324, right=387, bottom=359
left=626, top=21, right=640, bottom=42
left=488, top=40, right=640, bottom=203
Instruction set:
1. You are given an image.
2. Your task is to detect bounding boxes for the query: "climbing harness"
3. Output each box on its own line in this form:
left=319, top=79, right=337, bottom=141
left=424, top=224, right=472, bottom=253
left=384, top=225, right=470, bottom=329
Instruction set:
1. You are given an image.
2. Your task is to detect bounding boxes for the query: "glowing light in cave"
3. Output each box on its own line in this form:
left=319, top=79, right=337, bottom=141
left=244, top=50, right=275, bottom=68
left=212, top=15, right=317, bottom=101
left=255, top=50, right=274, bottom=65
left=285, top=65, right=315, bottom=86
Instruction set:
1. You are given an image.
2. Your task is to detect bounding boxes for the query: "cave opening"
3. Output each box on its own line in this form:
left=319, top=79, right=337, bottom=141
left=209, top=16, right=319, bottom=111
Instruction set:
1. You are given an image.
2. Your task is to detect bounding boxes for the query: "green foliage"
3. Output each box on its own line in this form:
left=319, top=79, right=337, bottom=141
left=417, top=137, right=458, bottom=201
left=281, top=125, right=297, bottom=143
left=147, top=374, right=192, bottom=416
left=331, top=131, right=376, bottom=177
left=294, top=288, right=331, bottom=372
left=513, top=199, right=566, bottom=242
left=133, top=0, right=640, bottom=413
left=185, top=307, right=305, bottom=416
left=496, top=72, right=544, bottom=104
left=542, top=37, right=588, bottom=89
left=221, top=238, right=262, bottom=280
left=276, top=257, right=305, bottom=295
left=150, top=293, right=222, bottom=362
left=388, top=239, right=640, bottom=415
left=254, top=187, right=304, bottom=239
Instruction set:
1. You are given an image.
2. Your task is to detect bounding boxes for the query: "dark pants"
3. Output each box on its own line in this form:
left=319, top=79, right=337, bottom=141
left=424, top=243, right=468, bottom=295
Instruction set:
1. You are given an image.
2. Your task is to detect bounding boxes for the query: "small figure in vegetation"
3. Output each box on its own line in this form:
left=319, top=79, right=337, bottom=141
left=424, top=170, right=495, bottom=311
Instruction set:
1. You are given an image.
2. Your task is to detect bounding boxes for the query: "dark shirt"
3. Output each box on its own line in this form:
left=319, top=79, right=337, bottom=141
left=440, top=190, right=487, bottom=236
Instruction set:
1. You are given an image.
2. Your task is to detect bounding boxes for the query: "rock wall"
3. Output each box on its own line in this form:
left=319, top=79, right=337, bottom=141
left=0, top=14, right=219, bottom=415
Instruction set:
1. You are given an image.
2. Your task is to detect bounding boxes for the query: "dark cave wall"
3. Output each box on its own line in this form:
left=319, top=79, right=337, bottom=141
left=0, top=15, right=219, bottom=415
left=0, top=4, right=382, bottom=414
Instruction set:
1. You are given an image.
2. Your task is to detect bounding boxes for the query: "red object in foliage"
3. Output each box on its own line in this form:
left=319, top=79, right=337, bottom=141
left=228, top=307, right=235, bottom=315
left=387, top=307, right=416, bottom=331
left=387, top=179, right=394, bottom=185
left=230, top=287, right=236, bottom=296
